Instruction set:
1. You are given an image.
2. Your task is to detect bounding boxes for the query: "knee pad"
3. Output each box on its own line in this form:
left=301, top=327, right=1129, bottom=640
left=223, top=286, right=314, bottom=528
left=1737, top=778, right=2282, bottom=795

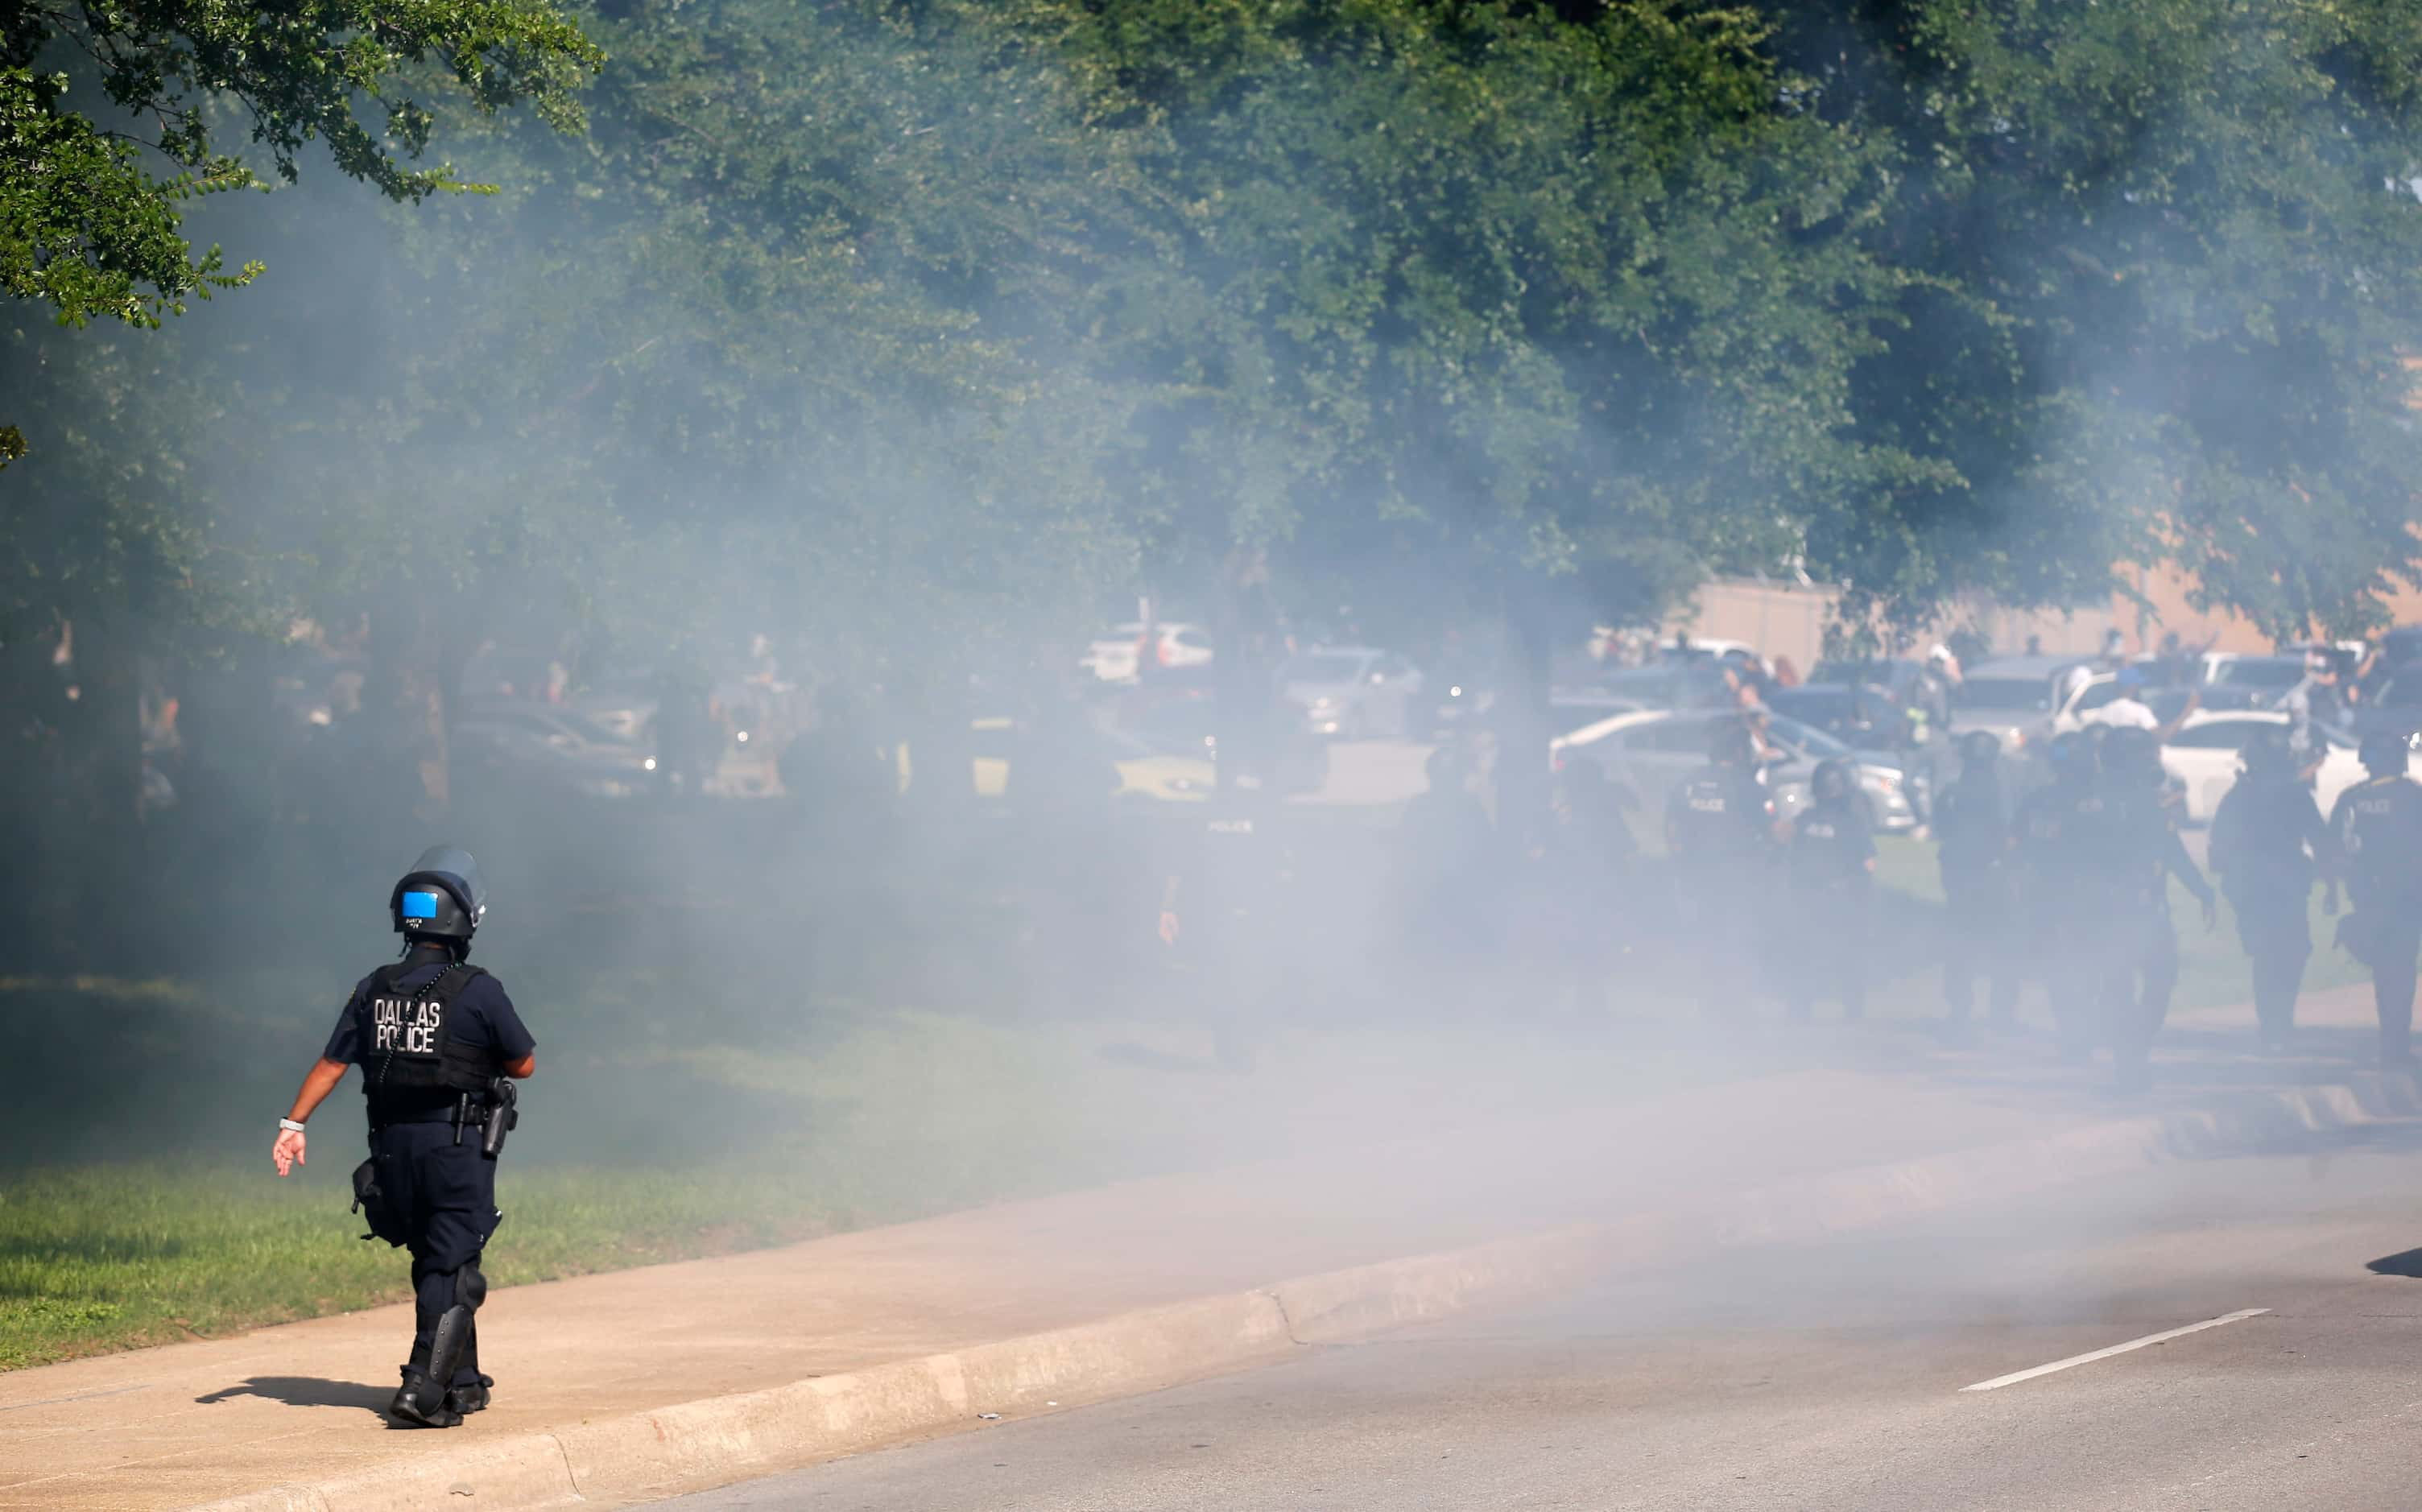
left=457, top=1262, right=487, bottom=1312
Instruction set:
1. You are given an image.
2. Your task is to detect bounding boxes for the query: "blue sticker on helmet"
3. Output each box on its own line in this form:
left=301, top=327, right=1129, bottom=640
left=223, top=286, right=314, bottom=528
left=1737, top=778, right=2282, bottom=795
left=401, top=890, right=441, bottom=920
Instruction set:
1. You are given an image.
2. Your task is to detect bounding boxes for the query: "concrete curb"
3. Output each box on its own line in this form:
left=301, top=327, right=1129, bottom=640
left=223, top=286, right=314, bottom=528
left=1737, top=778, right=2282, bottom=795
left=182, top=1071, right=2420, bottom=1512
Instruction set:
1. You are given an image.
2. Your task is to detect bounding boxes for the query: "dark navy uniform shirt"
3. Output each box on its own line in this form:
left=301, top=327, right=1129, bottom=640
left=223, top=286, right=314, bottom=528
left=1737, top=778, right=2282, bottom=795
left=1788, top=799, right=1875, bottom=890
left=1666, top=762, right=1774, bottom=865
left=1932, top=774, right=2009, bottom=879
left=2100, top=779, right=2213, bottom=917
left=2328, top=775, right=2422, bottom=915
left=2210, top=772, right=2324, bottom=899
left=324, top=945, right=535, bottom=1124
left=2015, top=778, right=2104, bottom=886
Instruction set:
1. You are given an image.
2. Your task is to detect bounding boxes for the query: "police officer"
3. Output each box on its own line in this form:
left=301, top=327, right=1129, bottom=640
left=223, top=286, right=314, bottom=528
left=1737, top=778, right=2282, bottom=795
left=2015, top=731, right=2108, bottom=1060
left=2325, top=729, right=2422, bottom=1068
left=2209, top=724, right=2325, bottom=1051
left=271, top=847, right=536, bottom=1427
left=1934, top=729, right=2019, bottom=1032
left=1664, top=718, right=1778, bottom=1015
left=1159, top=770, right=1289, bottom=1069
left=1396, top=745, right=1500, bottom=983
left=1783, top=758, right=1875, bottom=1020
left=2095, top=725, right=2216, bottom=1089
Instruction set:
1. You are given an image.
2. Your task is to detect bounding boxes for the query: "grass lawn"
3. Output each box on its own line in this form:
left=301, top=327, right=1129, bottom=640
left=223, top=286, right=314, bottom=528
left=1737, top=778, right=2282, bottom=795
left=0, top=841, right=2371, bottom=1374
left=0, top=969, right=1755, bottom=1373
left=0, top=1163, right=855, bottom=1371
left=1870, top=835, right=2368, bottom=1014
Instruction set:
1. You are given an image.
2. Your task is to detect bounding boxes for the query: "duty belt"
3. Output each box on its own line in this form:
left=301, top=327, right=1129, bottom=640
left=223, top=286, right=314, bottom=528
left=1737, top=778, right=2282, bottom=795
left=371, top=1100, right=498, bottom=1130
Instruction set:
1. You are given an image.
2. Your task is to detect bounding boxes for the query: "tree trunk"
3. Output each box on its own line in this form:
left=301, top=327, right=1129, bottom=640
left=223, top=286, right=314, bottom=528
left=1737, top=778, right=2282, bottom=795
left=1495, top=577, right=1557, bottom=854
left=54, top=608, right=147, bottom=964
left=1209, top=547, right=1283, bottom=791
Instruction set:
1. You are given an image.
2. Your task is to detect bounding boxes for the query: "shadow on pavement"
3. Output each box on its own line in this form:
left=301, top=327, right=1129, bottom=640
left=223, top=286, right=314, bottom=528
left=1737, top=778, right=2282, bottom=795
left=2365, top=1248, right=2422, bottom=1278
left=196, top=1377, right=392, bottom=1415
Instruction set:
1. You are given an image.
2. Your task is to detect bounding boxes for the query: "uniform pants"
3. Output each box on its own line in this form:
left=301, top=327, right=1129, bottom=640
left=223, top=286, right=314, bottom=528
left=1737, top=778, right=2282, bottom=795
left=373, top=1122, right=501, bottom=1386
left=1680, top=862, right=1760, bottom=1017
left=1787, top=884, right=1869, bottom=1019
left=2370, top=917, right=2422, bottom=1064
left=1943, top=869, right=2019, bottom=1021
left=2034, top=889, right=2104, bottom=1059
left=1170, top=909, right=1271, bottom=1067
left=2230, top=887, right=2312, bottom=1044
left=2106, top=911, right=2180, bottom=1075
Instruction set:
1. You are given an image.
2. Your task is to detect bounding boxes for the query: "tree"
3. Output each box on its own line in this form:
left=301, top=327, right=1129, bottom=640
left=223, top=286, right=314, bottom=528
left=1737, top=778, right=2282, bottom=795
left=2, top=0, right=599, bottom=333
left=1014, top=0, right=1903, bottom=815
left=1766, top=0, right=2422, bottom=642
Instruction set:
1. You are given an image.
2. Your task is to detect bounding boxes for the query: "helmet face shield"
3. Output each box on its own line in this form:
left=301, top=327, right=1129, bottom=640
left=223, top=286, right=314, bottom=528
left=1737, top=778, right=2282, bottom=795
left=1809, top=758, right=1854, bottom=805
left=2360, top=729, right=2417, bottom=779
left=2239, top=725, right=2289, bottom=775
left=2098, top=726, right=2161, bottom=785
left=2047, top=730, right=2093, bottom=778
left=391, top=845, right=487, bottom=940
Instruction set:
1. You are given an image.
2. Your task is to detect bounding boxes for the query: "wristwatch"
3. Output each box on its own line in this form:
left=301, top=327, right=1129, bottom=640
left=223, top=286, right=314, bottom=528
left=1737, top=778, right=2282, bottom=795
left=279, top=1117, right=308, bottom=1134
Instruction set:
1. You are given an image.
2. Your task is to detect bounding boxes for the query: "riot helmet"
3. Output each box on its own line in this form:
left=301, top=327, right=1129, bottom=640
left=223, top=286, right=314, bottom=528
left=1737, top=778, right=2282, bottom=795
left=1708, top=718, right=1755, bottom=766
left=1957, top=729, right=2002, bottom=771
left=2099, top=725, right=2161, bottom=787
left=391, top=845, right=488, bottom=944
left=1809, top=758, right=1854, bottom=806
left=2359, top=727, right=2416, bottom=779
left=2238, top=722, right=2291, bottom=777
left=2046, top=729, right=2094, bottom=782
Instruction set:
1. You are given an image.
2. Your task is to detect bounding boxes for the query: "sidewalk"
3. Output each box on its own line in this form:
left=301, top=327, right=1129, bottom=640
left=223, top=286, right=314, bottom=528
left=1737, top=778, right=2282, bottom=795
left=5, top=1028, right=2414, bottom=1512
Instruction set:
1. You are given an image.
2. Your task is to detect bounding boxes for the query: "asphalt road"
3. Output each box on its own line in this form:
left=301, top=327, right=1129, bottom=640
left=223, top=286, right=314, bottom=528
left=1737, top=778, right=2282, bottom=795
left=660, top=1132, right=2422, bottom=1511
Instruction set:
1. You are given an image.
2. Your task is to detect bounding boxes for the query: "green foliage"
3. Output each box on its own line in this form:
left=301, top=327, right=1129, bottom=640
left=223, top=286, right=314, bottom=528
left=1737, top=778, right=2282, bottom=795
left=1019, top=0, right=1907, bottom=618
left=1, top=0, right=601, bottom=329
left=1771, top=0, right=2422, bottom=639
left=13, top=0, right=2422, bottom=735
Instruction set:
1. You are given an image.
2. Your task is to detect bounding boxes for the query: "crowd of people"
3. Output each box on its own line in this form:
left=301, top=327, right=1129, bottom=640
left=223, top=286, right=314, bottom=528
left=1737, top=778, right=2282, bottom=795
left=1147, top=630, right=2422, bottom=1089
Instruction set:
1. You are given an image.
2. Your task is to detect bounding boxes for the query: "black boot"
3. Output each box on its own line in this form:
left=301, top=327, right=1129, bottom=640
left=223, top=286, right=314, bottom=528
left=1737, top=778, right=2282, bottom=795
left=444, top=1374, right=494, bottom=1416
left=391, top=1366, right=464, bottom=1428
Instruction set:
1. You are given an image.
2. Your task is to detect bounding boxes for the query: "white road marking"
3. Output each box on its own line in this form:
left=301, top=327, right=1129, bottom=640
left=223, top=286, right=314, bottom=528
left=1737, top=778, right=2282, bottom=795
left=1959, top=1308, right=2271, bottom=1393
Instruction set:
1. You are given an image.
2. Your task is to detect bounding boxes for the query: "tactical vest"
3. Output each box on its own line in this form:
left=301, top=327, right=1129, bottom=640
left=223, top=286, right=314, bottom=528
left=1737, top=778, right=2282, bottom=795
left=358, top=963, right=498, bottom=1101
left=1676, top=770, right=1763, bottom=860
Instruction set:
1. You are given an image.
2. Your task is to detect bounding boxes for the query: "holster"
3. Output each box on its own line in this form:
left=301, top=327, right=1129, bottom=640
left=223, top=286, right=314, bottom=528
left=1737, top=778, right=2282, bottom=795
left=350, top=1157, right=408, bottom=1247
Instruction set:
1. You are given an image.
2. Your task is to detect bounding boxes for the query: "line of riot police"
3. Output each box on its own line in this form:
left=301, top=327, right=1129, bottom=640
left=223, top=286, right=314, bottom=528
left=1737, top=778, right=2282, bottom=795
left=1655, top=710, right=2422, bottom=1084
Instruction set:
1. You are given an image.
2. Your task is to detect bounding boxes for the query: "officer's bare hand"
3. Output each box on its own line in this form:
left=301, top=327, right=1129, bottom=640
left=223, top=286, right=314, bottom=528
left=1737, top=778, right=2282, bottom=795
left=1158, top=911, right=1181, bottom=946
left=271, top=1127, right=307, bottom=1178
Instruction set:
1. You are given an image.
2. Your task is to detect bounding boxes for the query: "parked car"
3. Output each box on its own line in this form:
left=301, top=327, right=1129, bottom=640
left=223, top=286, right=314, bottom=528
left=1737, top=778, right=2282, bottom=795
left=1080, top=622, right=1215, bottom=683
left=1566, top=661, right=1738, bottom=712
left=1763, top=684, right=1918, bottom=752
left=967, top=713, right=1218, bottom=804
left=2161, top=710, right=2362, bottom=824
left=1420, top=673, right=1493, bottom=738
left=1549, top=707, right=1925, bottom=832
left=1278, top=647, right=1426, bottom=738
left=1949, top=655, right=2087, bottom=747
left=452, top=704, right=658, bottom=799
left=1109, top=686, right=1329, bottom=795
left=2352, top=666, right=2422, bottom=740
left=1806, top=658, right=1929, bottom=708
left=2048, top=671, right=2195, bottom=737
left=2192, top=653, right=2308, bottom=712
